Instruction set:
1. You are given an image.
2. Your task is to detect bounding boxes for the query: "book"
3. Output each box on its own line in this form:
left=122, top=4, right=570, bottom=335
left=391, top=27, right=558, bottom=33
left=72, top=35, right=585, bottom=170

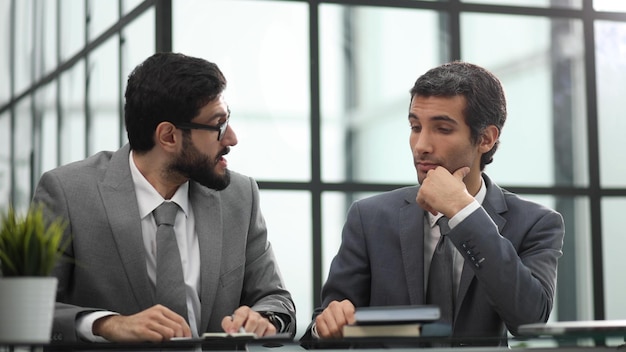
left=343, top=323, right=422, bottom=337
left=354, top=305, right=440, bottom=325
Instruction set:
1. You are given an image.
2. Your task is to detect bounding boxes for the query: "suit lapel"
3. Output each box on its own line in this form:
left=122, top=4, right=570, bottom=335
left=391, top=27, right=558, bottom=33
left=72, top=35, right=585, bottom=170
left=189, top=182, right=223, bottom=333
left=399, top=187, right=425, bottom=305
left=98, top=144, right=155, bottom=310
left=455, top=174, right=507, bottom=317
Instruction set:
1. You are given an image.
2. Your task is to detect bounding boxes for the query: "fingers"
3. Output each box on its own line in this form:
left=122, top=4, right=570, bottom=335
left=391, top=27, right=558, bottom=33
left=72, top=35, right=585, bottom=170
left=417, top=166, right=472, bottom=217
left=222, top=306, right=278, bottom=337
left=453, top=166, right=470, bottom=181
left=93, top=305, right=191, bottom=342
left=315, top=300, right=355, bottom=339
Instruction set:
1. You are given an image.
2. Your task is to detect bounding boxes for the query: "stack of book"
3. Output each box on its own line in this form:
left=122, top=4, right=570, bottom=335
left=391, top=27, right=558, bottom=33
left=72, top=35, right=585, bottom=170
left=343, top=305, right=440, bottom=338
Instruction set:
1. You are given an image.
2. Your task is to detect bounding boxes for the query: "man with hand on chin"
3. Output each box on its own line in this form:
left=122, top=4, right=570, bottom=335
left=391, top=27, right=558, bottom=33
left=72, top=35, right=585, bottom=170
left=33, top=52, right=295, bottom=342
left=303, top=61, right=564, bottom=346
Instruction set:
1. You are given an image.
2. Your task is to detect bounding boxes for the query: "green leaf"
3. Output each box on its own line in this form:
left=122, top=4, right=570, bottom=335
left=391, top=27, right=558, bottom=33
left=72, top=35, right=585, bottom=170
left=0, top=204, right=69, bottom=277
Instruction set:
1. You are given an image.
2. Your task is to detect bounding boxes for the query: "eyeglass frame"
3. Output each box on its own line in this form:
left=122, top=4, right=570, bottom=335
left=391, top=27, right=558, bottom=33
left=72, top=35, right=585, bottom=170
left=173, top=118, right=229, bottom=141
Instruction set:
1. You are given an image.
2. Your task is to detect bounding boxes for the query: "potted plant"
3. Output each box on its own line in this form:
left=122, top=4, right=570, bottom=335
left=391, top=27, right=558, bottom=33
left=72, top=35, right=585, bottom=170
left=0, top=204, right=68, bottom=344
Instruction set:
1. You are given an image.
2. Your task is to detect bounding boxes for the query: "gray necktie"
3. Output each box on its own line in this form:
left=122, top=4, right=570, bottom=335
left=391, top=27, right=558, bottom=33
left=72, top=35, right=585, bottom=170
left=153, top=201, right=188, bottom=321
left=426, top=216, right=454, bottom=325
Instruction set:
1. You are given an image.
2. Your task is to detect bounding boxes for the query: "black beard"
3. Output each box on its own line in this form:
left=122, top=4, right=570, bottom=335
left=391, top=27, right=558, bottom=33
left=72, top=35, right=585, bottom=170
left=170, top=136, right=231, bottom=191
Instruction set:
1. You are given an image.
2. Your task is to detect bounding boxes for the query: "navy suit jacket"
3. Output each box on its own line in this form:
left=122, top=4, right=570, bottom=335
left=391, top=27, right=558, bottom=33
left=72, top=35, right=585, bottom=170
left=305, top=174, right=564, bottom=345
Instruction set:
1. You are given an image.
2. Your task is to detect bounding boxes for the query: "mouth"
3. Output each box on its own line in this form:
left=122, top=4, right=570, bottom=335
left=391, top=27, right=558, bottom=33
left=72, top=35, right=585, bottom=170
left=217, top=148, right=230, bottom=166
left=415, top=161, right=439, bottom=173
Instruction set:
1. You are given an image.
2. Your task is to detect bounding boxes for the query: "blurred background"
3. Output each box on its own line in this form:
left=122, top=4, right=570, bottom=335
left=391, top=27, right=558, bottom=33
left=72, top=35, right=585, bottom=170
left=1, top=0, right=625, bottom=340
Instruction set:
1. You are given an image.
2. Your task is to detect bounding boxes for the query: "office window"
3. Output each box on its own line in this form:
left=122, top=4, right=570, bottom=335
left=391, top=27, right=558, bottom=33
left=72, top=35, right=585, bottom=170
left=60, top=0, right=85, bottom=62
left=40, top=0, right=58, bottom=80
left=121, top=6, right=155, bottom=147
left=594, top=0, right=626, bottom=12
left=260, top=190, right=312, bottom=338
left=88, top=37, right=121, bottom=155
left=88, top=0, right=119, bottom=41
left=602, top=198, right=626, bottom=319
left=14, top=0, right=34, bottom=96
left=59, top=61, right=86, bottom=164
left=596, top=20, right=626, bottom=187
left=173, top=0, right=310, bottom=182
left=0, top=111, right=9, bottom=209
left=14, top=97, right=32, bottom=212
left=461, top=13, right=587, bottom=188
left=322, top=191, right=377, bottom=280
left=0, top=0, right=9, bottom=105
left=320, top=5, right=445, bottom=184
left=37, top=82, right=58, bottom=175
left=461, top=0, right=582, bottom=8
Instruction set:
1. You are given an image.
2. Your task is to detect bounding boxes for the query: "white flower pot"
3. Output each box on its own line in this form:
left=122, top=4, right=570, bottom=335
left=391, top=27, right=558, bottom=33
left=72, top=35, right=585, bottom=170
left=0, top=277, right=57, bottom=344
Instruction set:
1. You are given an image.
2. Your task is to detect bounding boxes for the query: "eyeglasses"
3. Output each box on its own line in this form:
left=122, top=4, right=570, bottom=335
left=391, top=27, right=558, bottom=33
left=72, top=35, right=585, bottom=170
left=174, top=118, right=229, bottom=141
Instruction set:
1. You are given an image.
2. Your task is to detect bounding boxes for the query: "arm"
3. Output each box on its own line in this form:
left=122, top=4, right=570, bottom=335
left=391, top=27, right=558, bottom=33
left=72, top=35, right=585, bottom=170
left=452, top=206, right=564, bottom=334
left=230, top=177, right=296, bottom=336
left=417, top=167, right=564, bottom=333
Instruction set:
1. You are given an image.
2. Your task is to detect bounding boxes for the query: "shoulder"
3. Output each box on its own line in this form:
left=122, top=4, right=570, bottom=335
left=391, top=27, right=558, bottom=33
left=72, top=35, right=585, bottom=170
left=349, top=185, right=419, bottom=217
left=484, top=174, right=562, bottom=222
left=39, top=149, right=117, bottom=182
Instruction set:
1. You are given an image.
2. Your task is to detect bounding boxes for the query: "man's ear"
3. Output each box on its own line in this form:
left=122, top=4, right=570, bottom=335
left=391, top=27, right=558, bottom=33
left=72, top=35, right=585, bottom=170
left=479, top=125, right=499, bottom=153
left=154, top=121, right=179, bottom=152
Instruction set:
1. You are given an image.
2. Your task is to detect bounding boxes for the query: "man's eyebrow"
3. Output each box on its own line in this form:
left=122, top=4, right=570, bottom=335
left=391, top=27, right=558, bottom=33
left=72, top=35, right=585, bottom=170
left=209, top=108, right=230, bottom=121
left=408, top=113, right=458, bottom=124
left=431, top=115, right=458, bottom=124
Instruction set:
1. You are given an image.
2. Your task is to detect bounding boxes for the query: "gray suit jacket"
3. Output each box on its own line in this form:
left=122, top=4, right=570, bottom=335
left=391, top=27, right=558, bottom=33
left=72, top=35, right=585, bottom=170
left=306, top=174, right=563, bottom=346
left=33, top=144, right=295, bottom=342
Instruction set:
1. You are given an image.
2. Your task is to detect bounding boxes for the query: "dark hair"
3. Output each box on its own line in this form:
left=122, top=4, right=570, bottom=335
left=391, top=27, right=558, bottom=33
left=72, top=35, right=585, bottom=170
left=409, top=61, right=506, bottom=170
left=124, top=52, right=227, bottom=152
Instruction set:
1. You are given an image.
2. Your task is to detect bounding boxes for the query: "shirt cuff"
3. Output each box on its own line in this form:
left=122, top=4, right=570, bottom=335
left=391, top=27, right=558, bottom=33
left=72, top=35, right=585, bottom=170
left=448, top=199, right=480, bottom=229
left=77, top=311, right=119, bottom=342
left=311, top=322, right=320, bottom=339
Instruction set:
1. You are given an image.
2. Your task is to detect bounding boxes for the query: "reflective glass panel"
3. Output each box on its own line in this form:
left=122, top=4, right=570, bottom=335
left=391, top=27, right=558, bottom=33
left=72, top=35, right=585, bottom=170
left=461, top=0, right=582, bottom=8
left=39, top=81, right=58, bottom=175
left=14, top=0, right=33, bottom=95
left=121, top=5, right=155, bottom=143
left=259, top=190, right=311, bottom=339
left=60, top=0, right=85, bottom=62
left=320, top=5, right=446, bottom=183
left=321, top=191, right=379, bottom=282
left=122, top=0, right=144, bottom=15
left=60, top=61, right=86, bottom=164
left=602, top=198, right=626, bottom=319
left=88, top=0, right=119, bottom=41
left=596, top=20, right=626, bottom=187
left=88, top=37, right=121, bottom=155
left=173, top=0, right=310, bottom=182
left=41, top=0, right=58, bottom=78
left=0, top=111, right=9, bottom=210
left=461, top=14, right=587, bottom=187
left=14, top=97, right=32, bottom=212
left=0, top=0, right=10, bottom=105
left=594, top=0, right=626, bottom=12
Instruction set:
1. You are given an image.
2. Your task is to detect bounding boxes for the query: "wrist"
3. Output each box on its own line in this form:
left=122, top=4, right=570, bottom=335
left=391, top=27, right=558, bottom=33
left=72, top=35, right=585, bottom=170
left=260, top=312, right=286, bottom=333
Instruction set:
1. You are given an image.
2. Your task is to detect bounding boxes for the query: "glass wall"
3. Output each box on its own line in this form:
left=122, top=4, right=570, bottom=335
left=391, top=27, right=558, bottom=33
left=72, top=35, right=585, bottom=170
left=1, top=0, right=625, bottom=340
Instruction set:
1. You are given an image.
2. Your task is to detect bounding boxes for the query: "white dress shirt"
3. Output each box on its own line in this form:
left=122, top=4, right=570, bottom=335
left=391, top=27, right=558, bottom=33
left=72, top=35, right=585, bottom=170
left=77, top=151, right=202, bottom=341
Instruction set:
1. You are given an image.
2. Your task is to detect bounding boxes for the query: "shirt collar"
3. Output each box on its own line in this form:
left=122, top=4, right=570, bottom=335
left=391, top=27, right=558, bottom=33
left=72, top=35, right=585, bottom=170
left=428, top=174, right=487, bottom=228
left=129, top=150, right=190, bottom=219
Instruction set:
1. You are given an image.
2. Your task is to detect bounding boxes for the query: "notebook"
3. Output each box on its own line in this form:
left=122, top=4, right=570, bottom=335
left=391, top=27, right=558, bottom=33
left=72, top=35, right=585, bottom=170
left=354, top=305, right=440, bottom=325
left=518, top=320, right=626, bottom=336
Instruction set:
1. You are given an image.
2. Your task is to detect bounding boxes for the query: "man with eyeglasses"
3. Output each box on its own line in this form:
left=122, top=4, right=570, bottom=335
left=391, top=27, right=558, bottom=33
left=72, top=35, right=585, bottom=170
left=32, top=52, right=296, bottom=342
